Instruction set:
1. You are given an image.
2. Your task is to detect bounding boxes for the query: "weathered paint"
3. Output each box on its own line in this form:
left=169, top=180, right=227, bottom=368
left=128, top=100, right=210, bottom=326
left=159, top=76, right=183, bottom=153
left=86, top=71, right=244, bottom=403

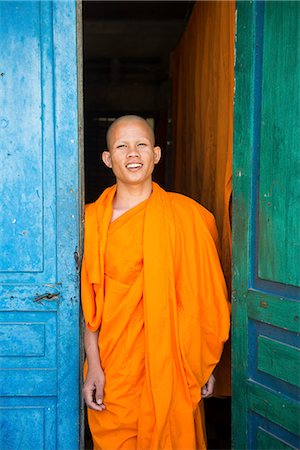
left=258, top=1, right=300, bottom=287
left=257, top=428, right=297, bottom=450
left=0, top=1, right=80, bottom=449
left=257, top=335, right=300, bottom=388
left=232, top=1, right=300, bottom=449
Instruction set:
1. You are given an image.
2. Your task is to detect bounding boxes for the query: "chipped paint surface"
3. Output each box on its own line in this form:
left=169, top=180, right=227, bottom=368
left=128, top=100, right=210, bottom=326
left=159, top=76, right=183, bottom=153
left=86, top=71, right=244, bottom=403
left=0, top=1, right=80, bottom=448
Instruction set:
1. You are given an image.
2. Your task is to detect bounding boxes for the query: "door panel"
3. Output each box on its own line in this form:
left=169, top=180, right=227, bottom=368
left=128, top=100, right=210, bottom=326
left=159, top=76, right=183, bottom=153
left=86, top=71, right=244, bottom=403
left=232, top=1, right=300, bottom=449
left=0, top=1, right=56, bottom=282
left=258, top=1, right=299, bottom=287
left=0, top=2, right=80, bottom=449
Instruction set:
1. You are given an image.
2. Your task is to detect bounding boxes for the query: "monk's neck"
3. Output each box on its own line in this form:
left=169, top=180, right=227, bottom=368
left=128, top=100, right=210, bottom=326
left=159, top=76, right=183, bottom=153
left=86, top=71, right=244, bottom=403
left=112, top=181, right=152, bottom=219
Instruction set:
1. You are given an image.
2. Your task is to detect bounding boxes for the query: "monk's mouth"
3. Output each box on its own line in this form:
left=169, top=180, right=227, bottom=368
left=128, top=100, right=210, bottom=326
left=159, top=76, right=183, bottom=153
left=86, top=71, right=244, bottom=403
left=126, top=163, right=143, bottom=170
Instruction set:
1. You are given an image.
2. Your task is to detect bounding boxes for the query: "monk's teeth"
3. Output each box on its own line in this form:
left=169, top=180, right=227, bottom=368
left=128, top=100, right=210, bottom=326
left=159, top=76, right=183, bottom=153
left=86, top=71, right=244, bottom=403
left=126, top=163, right=142, bottom=169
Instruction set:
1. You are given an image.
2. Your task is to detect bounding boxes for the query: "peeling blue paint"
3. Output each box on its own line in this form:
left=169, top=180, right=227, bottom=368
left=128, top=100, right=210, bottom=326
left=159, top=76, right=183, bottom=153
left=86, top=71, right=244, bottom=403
left=0, top=1, right=80, bottom=449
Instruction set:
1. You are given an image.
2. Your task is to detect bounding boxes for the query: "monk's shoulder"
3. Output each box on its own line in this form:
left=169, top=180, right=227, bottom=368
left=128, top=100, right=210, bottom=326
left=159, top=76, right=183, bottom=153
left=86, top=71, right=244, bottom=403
left=84, top=201, right=100, bottom=232
left=167, top=192, right=219, bottom=246
left=167, top=192, right=215, bottom=225
left=84, top=201, right=97, bottom=218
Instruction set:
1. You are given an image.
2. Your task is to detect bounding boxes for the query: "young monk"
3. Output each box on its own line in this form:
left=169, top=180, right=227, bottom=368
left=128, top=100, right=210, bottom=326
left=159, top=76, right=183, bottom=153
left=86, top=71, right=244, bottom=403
left=81, top=115, right=230, bottom=450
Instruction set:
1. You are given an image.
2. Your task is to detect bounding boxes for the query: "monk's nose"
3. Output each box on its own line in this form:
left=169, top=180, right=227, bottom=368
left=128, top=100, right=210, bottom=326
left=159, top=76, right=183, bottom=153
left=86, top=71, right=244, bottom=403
left=127, top=146, right=140, bottom=157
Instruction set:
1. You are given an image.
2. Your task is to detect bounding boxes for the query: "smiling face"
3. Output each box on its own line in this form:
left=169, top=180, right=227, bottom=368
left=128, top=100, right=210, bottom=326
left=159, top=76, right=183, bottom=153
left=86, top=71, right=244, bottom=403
left=102, top=117, right=161, bottom=189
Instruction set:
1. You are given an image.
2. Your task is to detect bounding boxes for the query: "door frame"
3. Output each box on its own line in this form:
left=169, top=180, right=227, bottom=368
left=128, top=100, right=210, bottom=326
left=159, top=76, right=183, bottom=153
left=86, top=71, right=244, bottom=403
left=76, top=1, right=86, bottom=449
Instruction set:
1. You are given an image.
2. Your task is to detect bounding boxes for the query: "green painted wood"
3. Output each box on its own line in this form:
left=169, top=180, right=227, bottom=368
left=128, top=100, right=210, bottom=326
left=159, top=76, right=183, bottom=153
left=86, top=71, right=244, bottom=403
left=248, top=383, right=300, bottom=436
left=257, top=428, right=297, bottom=450
left=232, top=1, right=300, bottom=449
left=247, top=292, right=300, bottom=333
left=257, top=335, right=300, bottom=388
left=232, top=2, right=256, bottom=448
left=258, top=1, right=300, bottom=287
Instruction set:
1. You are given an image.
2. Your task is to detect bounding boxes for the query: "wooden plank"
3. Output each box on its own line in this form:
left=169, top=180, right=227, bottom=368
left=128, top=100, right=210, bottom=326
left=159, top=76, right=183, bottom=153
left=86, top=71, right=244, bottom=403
left=0, top=398, right=56, bottom=450
left=258, top=1, right=300, bottom=287
left=232, top=1, right=255, bottom=447
left=52, top=2, right=80, bottom=448
left=257, top=336, right=300, bottom=388
left=0, top=369, right=56, bottom=396
left=247, top=291, right=300, bottom=333
left=257, top=428, right=297, bottom=450
left=248, top=383, right=300, bottom=436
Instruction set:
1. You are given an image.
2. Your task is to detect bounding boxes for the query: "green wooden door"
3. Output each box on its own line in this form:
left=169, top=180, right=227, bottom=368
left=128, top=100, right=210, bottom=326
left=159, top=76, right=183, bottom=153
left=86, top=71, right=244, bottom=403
left=232, top=1, right=300, bottom=449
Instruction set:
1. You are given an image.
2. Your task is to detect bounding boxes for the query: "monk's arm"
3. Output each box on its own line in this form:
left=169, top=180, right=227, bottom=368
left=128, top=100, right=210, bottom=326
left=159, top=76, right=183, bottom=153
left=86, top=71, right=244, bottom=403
left=83, top=326, right=106, bottom=411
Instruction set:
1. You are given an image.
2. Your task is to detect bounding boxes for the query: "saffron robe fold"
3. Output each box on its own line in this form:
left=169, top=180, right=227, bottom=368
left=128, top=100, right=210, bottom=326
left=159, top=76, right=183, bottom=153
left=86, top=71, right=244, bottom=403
left=81, top=182, right=230, bottom=450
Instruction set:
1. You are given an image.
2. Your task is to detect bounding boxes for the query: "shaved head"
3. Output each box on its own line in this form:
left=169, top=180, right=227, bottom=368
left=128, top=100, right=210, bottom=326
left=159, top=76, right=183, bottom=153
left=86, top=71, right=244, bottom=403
left=106, top=115, right=155, bottom=150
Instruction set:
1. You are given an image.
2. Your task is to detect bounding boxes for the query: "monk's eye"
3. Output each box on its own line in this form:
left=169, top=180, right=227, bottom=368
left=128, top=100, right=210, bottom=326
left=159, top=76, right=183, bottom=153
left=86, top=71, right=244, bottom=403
left=116, top=144, right=126, bottom=149
left=138, top=143, right=147, bottom=147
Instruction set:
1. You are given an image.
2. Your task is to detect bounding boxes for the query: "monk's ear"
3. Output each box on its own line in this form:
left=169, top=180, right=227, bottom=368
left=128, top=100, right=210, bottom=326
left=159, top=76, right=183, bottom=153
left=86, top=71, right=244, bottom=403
left=153, top=146, right=161, bottom=165
left=102, top=150, right=112, bottom=168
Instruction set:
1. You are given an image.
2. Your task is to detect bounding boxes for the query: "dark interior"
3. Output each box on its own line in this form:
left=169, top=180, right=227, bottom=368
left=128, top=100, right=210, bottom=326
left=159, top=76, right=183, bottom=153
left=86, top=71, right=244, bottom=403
left=83, top=0, right=194, bottom=203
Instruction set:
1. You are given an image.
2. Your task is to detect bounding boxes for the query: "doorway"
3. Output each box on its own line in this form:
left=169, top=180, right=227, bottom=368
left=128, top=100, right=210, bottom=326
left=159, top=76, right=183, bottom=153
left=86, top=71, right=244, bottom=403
left=82, top=1, right=232, bottom=449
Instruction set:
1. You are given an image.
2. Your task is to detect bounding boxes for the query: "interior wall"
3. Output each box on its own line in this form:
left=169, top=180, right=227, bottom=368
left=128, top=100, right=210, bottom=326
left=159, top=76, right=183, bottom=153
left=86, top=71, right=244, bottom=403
left=171, top=0, right=235, bottom=396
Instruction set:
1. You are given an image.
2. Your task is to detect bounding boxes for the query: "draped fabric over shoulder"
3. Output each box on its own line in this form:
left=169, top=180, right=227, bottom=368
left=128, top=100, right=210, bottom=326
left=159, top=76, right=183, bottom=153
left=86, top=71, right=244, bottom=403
left=81, top=183, right=230, bottom=450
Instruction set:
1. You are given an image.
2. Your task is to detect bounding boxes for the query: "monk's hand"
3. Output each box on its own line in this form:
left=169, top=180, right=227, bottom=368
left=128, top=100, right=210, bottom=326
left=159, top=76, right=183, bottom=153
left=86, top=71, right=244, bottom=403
left=201, top=374, right=215, bottom=399
left=83, top=367, right=106, bottom=411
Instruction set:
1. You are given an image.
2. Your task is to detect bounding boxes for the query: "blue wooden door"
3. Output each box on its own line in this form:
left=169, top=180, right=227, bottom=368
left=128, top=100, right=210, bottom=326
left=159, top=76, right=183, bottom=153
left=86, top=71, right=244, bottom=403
left=0, top=1, right=80, bottom=449
left=232, top=1, right=300, bottom=449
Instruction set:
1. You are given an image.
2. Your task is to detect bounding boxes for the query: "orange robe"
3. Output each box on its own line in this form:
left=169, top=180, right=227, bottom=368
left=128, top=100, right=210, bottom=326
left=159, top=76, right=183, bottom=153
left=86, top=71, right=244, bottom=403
left=81, top=182, right=230, bottom=450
